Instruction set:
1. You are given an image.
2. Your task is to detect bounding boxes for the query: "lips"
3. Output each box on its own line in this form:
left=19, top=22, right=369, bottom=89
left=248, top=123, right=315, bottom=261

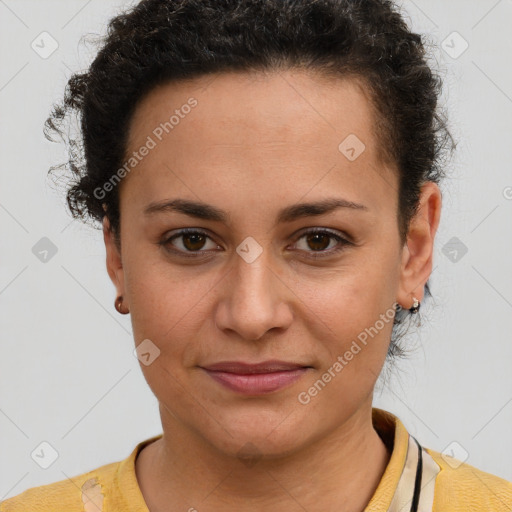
left=202, top=360, right=310, bottom=374
left=200, top=360, right=312, bottom=394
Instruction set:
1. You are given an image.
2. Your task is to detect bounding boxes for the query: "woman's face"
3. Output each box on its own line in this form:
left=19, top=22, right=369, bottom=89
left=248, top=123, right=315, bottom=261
left=104, top=69, right=440, bottom=457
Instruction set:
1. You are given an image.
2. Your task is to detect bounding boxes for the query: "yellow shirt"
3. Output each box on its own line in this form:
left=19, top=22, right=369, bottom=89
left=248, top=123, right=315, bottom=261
left=2, top=408, right=511, bottom=511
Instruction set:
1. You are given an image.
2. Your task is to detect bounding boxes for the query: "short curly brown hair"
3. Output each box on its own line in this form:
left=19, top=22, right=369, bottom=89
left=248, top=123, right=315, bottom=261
left=45, top=0, right=456, bottom=364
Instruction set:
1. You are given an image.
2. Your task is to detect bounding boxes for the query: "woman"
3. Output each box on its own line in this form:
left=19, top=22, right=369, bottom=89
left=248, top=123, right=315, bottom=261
left=2, top=0, right=511, bottom=510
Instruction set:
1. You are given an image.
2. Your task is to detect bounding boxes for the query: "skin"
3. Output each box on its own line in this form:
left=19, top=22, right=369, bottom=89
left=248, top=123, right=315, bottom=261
left=103, top=69, right=441, bottom=511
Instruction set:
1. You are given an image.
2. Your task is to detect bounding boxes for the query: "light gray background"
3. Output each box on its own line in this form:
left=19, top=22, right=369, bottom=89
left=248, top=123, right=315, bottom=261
left=1, top=0, right=511, bottom=500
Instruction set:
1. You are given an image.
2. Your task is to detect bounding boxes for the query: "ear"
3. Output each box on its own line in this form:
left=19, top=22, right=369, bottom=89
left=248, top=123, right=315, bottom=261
left=103, top=216, right=126, bottom=303
left=397, top=181, right=442, bottom=309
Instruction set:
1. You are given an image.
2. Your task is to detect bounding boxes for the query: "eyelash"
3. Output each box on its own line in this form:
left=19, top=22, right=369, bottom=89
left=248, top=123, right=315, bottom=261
left=159, top=227, right=352, bottom=259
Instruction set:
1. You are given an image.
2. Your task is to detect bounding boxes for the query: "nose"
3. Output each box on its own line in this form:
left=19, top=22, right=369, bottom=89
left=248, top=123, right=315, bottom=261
left=214, top=252, right=294, bottom=341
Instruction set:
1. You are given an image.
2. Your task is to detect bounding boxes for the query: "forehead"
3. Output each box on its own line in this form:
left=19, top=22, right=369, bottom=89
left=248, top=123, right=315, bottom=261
left=121, top=69, right=398, bottom=217
left=128, top=69, right=376, bottom=149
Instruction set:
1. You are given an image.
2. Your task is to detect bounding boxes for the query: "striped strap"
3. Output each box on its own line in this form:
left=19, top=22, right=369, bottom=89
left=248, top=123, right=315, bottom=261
left=388, top=434, right=440, bottom=512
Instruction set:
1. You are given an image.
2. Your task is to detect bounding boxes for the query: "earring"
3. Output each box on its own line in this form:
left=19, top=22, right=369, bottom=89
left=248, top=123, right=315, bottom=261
left=115, top=295, right=129, bottom=315
left=409, top=296, right=420, bottom=314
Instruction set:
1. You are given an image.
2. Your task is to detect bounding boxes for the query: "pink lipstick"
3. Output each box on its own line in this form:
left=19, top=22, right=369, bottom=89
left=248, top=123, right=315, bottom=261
left=200, top=360, right=311, bottom=395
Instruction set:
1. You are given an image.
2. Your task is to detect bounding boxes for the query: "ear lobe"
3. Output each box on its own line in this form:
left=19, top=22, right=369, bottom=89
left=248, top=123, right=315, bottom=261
left=103, top=216, right=125, bottom=296
left=396, top=182, right=442, bottom=308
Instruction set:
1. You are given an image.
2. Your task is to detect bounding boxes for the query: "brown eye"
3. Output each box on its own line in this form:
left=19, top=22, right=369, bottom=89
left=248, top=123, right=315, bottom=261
left=293, top=228, right=352, bottom=258
left=160, top=229, right=219, bottom=256
left=305, top=232, right=331, bottom=251
left=182, top=233, right=207, bottom=251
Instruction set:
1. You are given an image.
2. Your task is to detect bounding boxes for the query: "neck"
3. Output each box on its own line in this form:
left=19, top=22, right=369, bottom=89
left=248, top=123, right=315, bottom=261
left=136, top=402, right=391, bottom=512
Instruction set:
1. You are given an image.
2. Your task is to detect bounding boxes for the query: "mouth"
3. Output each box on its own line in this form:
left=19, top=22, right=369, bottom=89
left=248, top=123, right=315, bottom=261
left=199, top=360, right=313, bottom=395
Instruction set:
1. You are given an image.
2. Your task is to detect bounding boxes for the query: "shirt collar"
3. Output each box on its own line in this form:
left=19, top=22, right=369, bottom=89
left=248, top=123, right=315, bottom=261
left=367, top=407, right=441, bottom=511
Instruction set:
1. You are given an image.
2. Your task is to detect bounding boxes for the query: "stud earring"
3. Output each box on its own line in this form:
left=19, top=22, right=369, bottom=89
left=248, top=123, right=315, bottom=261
left=115, top=295, right=129, bottom=315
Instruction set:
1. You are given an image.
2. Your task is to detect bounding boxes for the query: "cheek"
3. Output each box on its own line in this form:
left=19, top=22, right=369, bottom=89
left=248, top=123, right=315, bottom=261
left=294, top=274, right=395, bottom=419
left=123, top=250, right=224, bottom=364
left=124, top=261, right=214, bottom=406
left=290, top=250, right=399, bottom=381
left=294, top=252, right=398, bottom=332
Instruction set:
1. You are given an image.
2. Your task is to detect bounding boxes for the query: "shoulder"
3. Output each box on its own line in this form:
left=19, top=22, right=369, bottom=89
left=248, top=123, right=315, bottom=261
left=0, top=460, right=120, bottom=512
left=426, top=447, right=512, bottom=511
left=0, top=434, right=161, bottom=512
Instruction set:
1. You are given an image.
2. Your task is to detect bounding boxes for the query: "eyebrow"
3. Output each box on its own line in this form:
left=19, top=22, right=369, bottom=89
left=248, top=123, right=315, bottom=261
left=143, top=197, right=369, bottom=224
